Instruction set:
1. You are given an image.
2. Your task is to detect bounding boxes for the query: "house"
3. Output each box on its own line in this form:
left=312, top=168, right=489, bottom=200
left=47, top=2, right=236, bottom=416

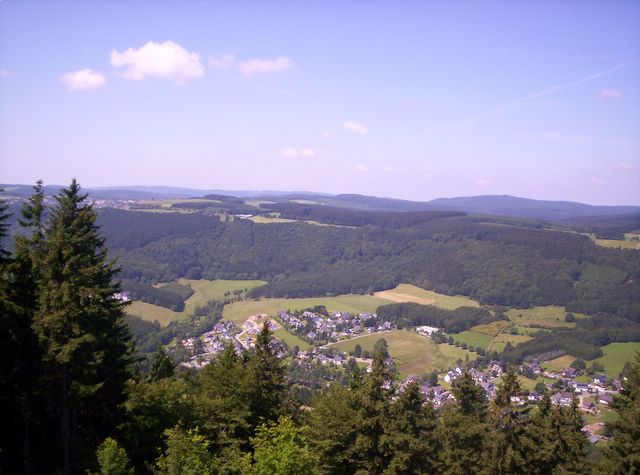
left=510, top=395, right=526, bottom=406
left=444, top=367, right=463, bottom=383
left=581, top=401, right=598, bottom=414
left=416, top=325, right=439, bottom=336
left=594, top=375, right=609, bottom=387
left=562, top=367, right=578, bottom=379
left=527, top=392, right=541, bottom=402
left=551, top=391, right=574, bottom=407
left=572, top=382, right=590, bottom=393
left=598, top=394, right=614, bottom=406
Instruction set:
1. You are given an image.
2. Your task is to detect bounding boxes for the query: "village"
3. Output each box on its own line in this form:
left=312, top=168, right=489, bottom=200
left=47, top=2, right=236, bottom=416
left=174, top=307, right=620, bottom=444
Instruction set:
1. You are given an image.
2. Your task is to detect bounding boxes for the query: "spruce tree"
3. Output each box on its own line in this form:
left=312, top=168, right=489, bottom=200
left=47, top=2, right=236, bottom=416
left=351, top=348, right=392, bottom=474
left=483, top=368, right=533, bottom=475
left=606, top=352, right=640, bottom=473
left=33, top=180, right=133, bottom=473
left=247, top=322, right=285, bottom=430
left=383, top=379, right=438, bottom=474
left=438, top=372, right=488, bottom=474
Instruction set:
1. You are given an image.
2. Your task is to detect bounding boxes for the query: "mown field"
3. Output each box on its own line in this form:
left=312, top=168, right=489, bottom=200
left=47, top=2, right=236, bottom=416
left=223, top=294, right=389, bottom=324
left=328, top=330, right=476, bottom=377
left=450, top=330, right=494, bottom=350
left=505, top=306, right=587, bottom=329
left=375, top=283, right=480, bottom=310
left=542, top=354, right=577, bottom=372
left=273, top=328, right=312, bottom=350
left=127, top=278, right=267, bottom=325
left=589, top=342, right=640, bottom=378
left=592, top=233, right=639, bottom=250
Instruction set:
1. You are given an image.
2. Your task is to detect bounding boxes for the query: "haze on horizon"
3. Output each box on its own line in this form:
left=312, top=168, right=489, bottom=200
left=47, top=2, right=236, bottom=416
left=1, top=1, right=639, bottom=206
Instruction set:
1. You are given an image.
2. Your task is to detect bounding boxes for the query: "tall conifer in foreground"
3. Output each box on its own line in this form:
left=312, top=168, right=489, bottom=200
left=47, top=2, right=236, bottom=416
left=33, top=179, right=132, bottom=473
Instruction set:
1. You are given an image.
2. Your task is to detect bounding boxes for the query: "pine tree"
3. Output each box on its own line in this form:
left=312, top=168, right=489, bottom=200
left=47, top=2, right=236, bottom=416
left=605, top=352, right=640, bottom=473
left=149, top=346, right=176, bottom=381
left=351, top=348, right=393, bottom=474
left=246, top=322, right=285, bottom=430
left=438, top=372, right=489, bottom=475
left=383, top=379, right=438, bottom=474
left=33, top=180, right=133, bottom=473
left=483, top=368, right=533, bottom=475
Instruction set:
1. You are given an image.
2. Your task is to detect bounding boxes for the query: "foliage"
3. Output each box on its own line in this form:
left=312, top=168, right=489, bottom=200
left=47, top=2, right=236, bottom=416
left=252, top=416, right=318, bottom=475
left=94, top=438, right=134, bottom=475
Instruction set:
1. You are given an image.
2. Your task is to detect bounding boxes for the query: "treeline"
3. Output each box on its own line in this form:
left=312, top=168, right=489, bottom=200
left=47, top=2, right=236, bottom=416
left=376, top=302, right=495, bottom=333
left=122, top=280, right=194, bottom=311
left=1, top=181, right=133, bottom=474
left=502, top=332, right=603, bottom=363
left=261, top=202, right=465, bottom=227
left=171, top=201, right=258, bottom=214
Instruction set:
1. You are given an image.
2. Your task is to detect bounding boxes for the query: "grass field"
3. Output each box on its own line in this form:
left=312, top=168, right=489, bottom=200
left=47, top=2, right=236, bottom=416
left=248, top=215, right=298, bottom=224
left=471, top=320, right=513, bottom=336
left=273, top=328, right=312, bottom=350
left=505, top=306, right=586, bottom=329
left=223, top=294, right=389, bottom=324
left=128, top=279, right=267, bottom=326
left=542, top=354, right=576, bottom=372
left=487, top=334, right=533, bottom=353
left=451, top=330, right=494, bottom=350
left=327, top=330, right=475, bottom=377
left=127, top=301, right=183, bottom=326
left=589, top=342, right=640, bottom=378
left=592, top=233, right=640, bottom=250
left=374, top=284, right=480, bottom=310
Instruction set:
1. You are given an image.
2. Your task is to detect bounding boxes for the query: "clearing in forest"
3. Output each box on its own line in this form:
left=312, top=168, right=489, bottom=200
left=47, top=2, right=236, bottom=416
left=375, top=284, right=480, bottom=310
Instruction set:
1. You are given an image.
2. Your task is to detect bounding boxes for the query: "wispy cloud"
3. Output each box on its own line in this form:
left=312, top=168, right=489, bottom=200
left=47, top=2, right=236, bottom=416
left=60, top=69, right=106, bottom=91
left=535, top=133, right=639, bottom=148
left=321, top=131, right=332, bottom=139
left=111, top=40, right=205, bottom=84
left=0, top=68, right=10, bottom=78
left=278, top=146, right=316, bottom=158
left=614, top=161, right=635, bottom=171
left=384, top=165, right=393, bottom=173
left=209, top=53, right=235, bottom=71
left=355, top=163, right=369, bottom=173
left=428, top=62, right=629, bottom=135
left=475, top=177, right=494, bottom=186
left=343, top=121, right=368, bottom=135
left=239, top=57, right=292, bottom=76
left=590, top=176, right=610, bottom=185
left=599, top=88, right=622, bottom=100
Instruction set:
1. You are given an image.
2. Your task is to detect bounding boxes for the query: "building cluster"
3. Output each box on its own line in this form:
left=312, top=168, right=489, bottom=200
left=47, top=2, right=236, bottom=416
left=277, top=310, right=395, bottom=344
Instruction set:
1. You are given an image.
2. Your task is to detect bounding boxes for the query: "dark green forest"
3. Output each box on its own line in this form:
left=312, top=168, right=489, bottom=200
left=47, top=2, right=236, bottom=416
left=96, top=206, right=640, bottom=362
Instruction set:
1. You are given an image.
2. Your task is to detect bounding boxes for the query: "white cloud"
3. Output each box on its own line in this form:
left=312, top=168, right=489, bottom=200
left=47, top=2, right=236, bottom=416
left=209, top=54, right=235, bottom=71
left=475, top=178, right=494, bottom=186
left=343, top=121, right=368, bottom=135
left=321, top=131, right=332, bottom=139
left=110, top=41, right=204, bottom=84
left=614, top=161, right=634, bottom=171
left=60, top=69, right=106, bottom=91
left=278, top=146, right=316, bottom=158
left=590, top=176, right=610, bottom=185
left=355, top=163, right=369, bottom=173
left=383, top=166, right=393, bottom=173
left=600, top=89, right=622, bottom=100
left=239, top=57, right=292, bottom=76
left=0, top=69, right=10, bottom=78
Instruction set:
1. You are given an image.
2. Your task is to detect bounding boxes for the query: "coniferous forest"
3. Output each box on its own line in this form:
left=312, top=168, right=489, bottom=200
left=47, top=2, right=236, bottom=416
left=1, top=181, right=640, bottom=474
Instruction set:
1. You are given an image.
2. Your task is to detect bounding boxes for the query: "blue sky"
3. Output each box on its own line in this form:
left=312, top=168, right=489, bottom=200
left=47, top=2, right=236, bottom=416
left=1, top=1, right=639, bottom=205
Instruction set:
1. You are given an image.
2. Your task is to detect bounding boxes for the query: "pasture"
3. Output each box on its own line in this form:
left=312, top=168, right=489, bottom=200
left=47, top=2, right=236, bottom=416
left=505, top=306, right=586, bottom=329
left=542, top=354, right=576, bottom=372
left=589, top=342, right=640, bottom=378
left=273, top=328, right=312, bottom=350
left=471, top=320, right=512, bottom=336
left=223, top=294, right=389, bottom=324
left=487, top=334, right=533, bottom=353
left=127, top=278, right=267, bottom=325
left=375, top=284, right=480, bottom=310
left=451, top=330, right=494, bottom=350
left=328, top=330, right=476, bottom=377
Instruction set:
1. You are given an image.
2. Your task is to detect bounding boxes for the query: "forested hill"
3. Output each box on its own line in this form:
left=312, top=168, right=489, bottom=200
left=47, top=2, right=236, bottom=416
left=98, top=208, right=640, bottom=324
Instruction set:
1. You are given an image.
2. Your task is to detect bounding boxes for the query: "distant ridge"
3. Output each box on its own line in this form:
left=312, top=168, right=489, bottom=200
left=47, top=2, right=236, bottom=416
left=2, top=185, right=639, bottom=223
